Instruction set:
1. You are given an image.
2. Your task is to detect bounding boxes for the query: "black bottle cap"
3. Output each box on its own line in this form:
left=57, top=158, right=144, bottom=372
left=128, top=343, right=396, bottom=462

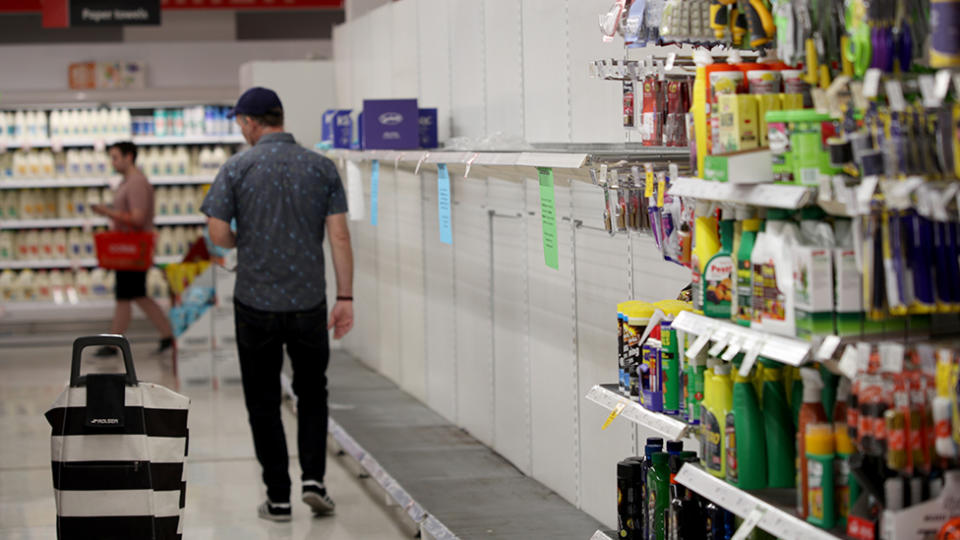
left=646, top=437, right=664, bottom=449
left=829, top=137, right=854, bottom=167
left=666, top=440, right=684, bottom=453
left=618, top=459, right=642, bottom=481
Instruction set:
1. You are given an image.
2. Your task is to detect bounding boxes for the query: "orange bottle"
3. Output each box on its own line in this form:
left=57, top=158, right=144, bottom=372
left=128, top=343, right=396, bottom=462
left=797, top=367, right=827, bottom=518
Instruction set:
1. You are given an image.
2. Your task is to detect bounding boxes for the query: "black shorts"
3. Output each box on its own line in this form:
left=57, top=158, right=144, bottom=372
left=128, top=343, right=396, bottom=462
left=115, top=270, right=147, bottom=300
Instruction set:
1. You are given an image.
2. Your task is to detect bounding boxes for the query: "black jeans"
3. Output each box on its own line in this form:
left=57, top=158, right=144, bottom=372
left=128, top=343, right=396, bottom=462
left=234, top=300, right=330, bottom=504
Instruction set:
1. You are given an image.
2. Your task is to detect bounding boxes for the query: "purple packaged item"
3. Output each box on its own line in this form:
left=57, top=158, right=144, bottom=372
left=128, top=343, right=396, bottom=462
left=361, top=99, right=420, bottom=150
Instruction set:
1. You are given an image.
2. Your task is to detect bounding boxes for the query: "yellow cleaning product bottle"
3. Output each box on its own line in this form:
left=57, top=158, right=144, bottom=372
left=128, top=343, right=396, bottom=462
left=701, top=357, right=733, bottom=478
left=691, top=202, right=720, bottom=313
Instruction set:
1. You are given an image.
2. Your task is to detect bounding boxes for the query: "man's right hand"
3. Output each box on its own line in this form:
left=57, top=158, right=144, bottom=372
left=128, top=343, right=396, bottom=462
left=328, top=300, right=354, bottom=340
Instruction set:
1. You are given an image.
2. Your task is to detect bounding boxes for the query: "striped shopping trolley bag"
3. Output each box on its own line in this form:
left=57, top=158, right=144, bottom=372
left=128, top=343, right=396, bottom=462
left=45, top=335, right=190, bottom=540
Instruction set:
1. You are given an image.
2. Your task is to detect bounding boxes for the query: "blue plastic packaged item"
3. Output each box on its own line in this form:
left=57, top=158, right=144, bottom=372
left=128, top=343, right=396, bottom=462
left=321, top=109, right=339, bottom=143
left=333, top=111, right=352, bottom=149
left=418, top=108, right=439, bottom=148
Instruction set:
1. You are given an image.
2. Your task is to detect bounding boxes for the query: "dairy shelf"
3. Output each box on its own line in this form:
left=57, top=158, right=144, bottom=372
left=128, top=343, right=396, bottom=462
left=668, top=177, right=816, bottom=209
left=674, top=464, right=842, bottom=540
left=0, top=255, right=181, bottom=270
left=585, top=384, right=692, bottom=441
left=670, top=311, right=812, bottom=367
left=0, top=215, right=205, bottom=230
left=1, top=134, right=245, bottom=150
left=0, top=175, right=215, bottom=189
left=0, top=298, right=171, bottom=323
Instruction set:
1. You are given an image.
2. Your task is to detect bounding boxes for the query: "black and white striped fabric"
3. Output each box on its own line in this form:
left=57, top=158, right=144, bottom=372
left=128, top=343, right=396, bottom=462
left=45, top=335, right=190, bottom=540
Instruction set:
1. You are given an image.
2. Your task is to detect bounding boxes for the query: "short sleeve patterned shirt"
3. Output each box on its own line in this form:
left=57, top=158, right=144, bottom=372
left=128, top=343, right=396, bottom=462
left=200, top=132, right=347, bottom=312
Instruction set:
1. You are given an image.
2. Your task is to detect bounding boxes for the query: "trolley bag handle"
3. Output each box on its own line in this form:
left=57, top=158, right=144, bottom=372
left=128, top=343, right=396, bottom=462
left=70, top=334, right=139, bottom=387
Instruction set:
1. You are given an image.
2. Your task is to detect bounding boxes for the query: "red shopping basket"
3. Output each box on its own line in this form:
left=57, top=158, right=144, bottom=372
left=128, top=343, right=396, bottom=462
left=94, top=231, right=156, bottom=271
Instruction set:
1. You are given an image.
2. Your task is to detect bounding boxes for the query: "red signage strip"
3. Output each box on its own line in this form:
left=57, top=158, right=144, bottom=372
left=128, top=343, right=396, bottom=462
left=4, top=0, right=342, bottom=12
left=161, top=0, right=342, bottom=8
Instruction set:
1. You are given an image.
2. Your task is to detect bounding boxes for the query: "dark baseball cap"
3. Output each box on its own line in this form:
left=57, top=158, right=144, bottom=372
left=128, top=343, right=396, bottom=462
left=227, top=87, right=283, bottom=118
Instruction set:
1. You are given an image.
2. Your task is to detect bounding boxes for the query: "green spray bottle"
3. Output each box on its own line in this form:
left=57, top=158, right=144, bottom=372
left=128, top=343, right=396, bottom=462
left=684, top=349, right=706, bottom=426
left=647, top=452, right=671, bottom=540
left=735, top=217, right=762, bottom=326
left=805, top=423, right=836, bottom=528
left=726, top=359, right=768, bottom=490
left=700, top=358, right=733, bottom=479
left=760, top=359, right=796, bottom=488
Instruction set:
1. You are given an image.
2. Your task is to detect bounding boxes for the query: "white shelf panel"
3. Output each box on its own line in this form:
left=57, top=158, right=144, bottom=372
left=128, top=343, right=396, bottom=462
left=585, top=384, right=691, bottom=441
left=325, top=149, right=589, bottom=169
left=590, top=530, right=617, bottom=540
left=0, top=215, right=205, bottom=229
left=1, top=134, right=244, bottom=150
left=675, top=464, right=841, bottom=540
left=669, top=177, right=816, bottom=209
left=671, top=311, right=812, bottom=367
left=0, top=255, right=181, bottom=270
left=0, top=175, right=214, bottom=189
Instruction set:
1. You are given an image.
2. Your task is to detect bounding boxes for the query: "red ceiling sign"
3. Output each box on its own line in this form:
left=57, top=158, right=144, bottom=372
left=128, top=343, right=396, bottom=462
left=2, top=0, right=342, bottom=13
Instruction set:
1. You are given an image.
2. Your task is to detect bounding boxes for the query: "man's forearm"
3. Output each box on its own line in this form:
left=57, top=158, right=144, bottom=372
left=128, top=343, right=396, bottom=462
left=106, top=209, right=145, bottom=228
left=330, top=240, right=353, bottom=297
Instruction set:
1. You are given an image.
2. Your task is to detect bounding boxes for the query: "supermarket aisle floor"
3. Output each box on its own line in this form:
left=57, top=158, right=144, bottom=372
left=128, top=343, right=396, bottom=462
left=0, top=341, right=411, bottom=540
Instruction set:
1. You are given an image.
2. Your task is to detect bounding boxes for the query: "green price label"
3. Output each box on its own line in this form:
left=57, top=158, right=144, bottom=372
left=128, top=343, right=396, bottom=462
left=538, top=167, right=558, bottom=270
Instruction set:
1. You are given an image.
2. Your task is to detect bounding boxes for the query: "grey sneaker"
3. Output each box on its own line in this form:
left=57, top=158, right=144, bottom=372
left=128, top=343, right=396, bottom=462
left=302, top=481, right=335, bottom=515
left=257, top=500, right=292, bottom=522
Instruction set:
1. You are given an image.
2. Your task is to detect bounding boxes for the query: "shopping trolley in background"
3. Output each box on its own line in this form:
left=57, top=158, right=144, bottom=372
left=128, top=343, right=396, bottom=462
left=94, top=231, right=156, bottom=271
left=45, top=335, right=190, bottom=540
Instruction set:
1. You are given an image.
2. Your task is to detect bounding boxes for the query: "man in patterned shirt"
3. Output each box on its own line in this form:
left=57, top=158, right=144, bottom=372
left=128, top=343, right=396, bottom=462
left=201, top=87, right=354, bottom=522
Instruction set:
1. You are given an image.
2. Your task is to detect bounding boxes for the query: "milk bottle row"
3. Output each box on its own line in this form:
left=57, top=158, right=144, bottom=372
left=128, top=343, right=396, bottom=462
left=0, top=186, right=206, bottom=221
left=49, top=109, right=133, bottom=140
left=0, top=225, right=204, bottom=263
left=0, top=267, right=169, bottom=302
left=0, top=145, right=230, bottom=180
left=137, top=146, right=230, bottom=178
left=132, top=106, right=238, bottom=138
left=0, top=111, right=49, bottom=144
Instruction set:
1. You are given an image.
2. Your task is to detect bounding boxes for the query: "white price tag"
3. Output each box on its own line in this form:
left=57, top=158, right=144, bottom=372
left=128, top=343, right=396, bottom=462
left=93, top=139, right=107, bottom=152
left=721, top=336, right=744, bottom=362
left=880, top=343, right=905, bottom=373
left=838, top=345, right=859, bottom=379
left=394, top=153, right=404, bottom=169
left=464, top=153, right=479, bottom=179
left=638, top=309, right=666, bottom=346
left=708, top=331, right=731, bottom=357
left=918, top=75, right=940, bottom=108
left=850, top=81, right=869, bottom=112
left=811, top=88, right=829, bottom=114
left=686, top=332, right=712, bottom=359
left=599, top=164, right=608, bottom=186
left=731, top=507, right=766, bottom=540
left=884, top=80, right=907, bottom=112
left=738, top=338, right=763, bottom=377
left=665, top=52, right=677, bottom=72
left=414, top=152, right=429, bottom=176
left=935, top=70, right=953, bottom=102
left=857, top=342, right=872, bottom=373
left=863, top=68, right=882, bottom=98
left=668, top=163, right=679, bottom=181
left=816, top=335, right=842, bottom=361
left=81, top=219, right=93, bottom=233
left=857, top=176, right=879, bottom=213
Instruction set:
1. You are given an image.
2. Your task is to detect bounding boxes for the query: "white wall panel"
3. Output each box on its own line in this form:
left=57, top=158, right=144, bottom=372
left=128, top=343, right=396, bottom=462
left=571, top=180, right=632, bottom=528
left=483, top=0, right=525, bottom=141
left=417, top=0, right=453, bottom=142
left=366, top=6, right=395, bottom=101
left=390, top=0, right=421, bottom=98
left=488, top=177, right=531, bottom=474
left=422, top=166, right=458, bottom=423
left=396, top=169, right=428, bottom=402
left=333, top=24, right=354, bottom=109
left=567, top=0, right=625, bottom=143
left=376, top=164, right=402, bottom=383
left=521, top=0, right=571, bottom=143
left=526, top=177, right=579, bottom=505
left=350, top=15, right=374, bottom=113
left=449, top=1, right=487, bottom=139
left=453, top=176, right=494, bottom=445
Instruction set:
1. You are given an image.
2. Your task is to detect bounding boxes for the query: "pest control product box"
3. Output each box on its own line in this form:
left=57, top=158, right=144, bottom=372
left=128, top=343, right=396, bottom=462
left=703, top=150, right=773, bottom=183
left=419, top=108, right=439, bottom=148
left=321, top=110, right=338, bottom=144
left=361, top=99, right=420, bottom=150
left=333, top=110, right=353, bottom=149
left=717, top=94, right=759, bottom=153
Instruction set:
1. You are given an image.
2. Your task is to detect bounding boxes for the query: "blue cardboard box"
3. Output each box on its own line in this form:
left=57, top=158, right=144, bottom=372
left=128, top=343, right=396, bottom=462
left=333, top=110, right=352, bottom=149
left=418, top=108, right=438, bottom=149
left=361, top=99, right=420, bottom=150
left=321, top=109, right=338, bottom=143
